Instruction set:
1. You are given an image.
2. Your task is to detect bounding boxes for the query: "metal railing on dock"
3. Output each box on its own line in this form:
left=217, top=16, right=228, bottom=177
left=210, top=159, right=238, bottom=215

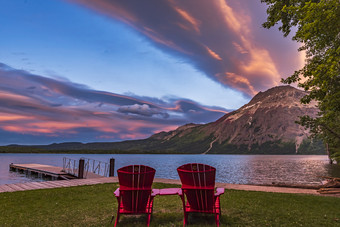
left=62, top=157, right=79, bottom=177
left=62, top=157, right=115, bottom=178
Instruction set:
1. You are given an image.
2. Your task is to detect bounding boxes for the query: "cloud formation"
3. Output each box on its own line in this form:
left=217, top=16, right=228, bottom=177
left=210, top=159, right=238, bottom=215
left=118, top=104, right=169, bottom=118
left=68, top=0, right=303, bottom=96
left=0, top=63, right=227, bottom=145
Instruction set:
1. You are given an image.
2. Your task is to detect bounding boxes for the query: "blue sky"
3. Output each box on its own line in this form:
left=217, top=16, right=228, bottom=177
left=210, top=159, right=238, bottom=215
left=0, top=0, right=303, bottom=145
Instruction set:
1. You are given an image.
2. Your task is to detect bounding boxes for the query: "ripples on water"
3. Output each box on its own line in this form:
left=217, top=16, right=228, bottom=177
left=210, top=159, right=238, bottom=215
left=1, top=154, right=339, bottom=185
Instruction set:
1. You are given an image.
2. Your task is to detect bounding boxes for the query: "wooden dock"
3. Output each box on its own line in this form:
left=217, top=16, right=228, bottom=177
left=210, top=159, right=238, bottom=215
left=9, top=163, right=102, bottom=180
left=0, top=177, right=118, bottom=193
left=0, top=159, right=118, bottom=193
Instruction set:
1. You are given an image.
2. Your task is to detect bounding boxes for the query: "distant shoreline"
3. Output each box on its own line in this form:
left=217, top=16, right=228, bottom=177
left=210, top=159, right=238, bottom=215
left=0, top=149, right=328, bottom=155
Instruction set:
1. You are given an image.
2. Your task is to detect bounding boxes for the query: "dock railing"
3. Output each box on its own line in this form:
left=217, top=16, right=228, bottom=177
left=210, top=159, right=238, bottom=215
left=84, top=158, right=110, bottom=178
left=62, top=157, right=115, bottom=179
left=62, top=157, right=79, bottom=177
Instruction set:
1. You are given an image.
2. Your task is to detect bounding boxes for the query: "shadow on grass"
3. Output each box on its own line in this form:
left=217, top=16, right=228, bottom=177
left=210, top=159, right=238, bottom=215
left=113, top=213, right=182, bottom=226
left=114, top=213, right=231, bottom=226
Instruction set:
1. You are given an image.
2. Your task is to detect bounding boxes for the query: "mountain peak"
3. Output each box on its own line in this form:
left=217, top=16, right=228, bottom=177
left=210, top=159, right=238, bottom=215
left=249, top=85, right=307, bottom=105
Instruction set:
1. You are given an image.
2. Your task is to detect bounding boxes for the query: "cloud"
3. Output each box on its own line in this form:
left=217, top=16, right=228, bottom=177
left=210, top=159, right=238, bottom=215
left=67, top=0, right=302, bottom=96
left=0, top=63, right=228, bottom=144
left=118, top=104, right=169, bottom=118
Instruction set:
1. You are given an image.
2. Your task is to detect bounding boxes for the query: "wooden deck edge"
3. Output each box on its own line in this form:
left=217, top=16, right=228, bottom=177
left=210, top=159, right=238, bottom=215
left=1, top=177, right=339, bottom=197
left=0, top=177, right=119, bottom=193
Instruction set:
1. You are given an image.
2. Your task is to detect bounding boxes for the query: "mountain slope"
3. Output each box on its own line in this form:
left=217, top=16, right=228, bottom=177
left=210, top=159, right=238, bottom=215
left=203, top=85, right=320, bottom=153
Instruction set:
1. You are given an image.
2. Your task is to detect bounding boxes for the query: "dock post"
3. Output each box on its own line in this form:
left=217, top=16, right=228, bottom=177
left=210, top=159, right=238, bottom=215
left=109, top=158, right=115, bottom=177
left=78, top=159, right=85, bottom=179
left=9, top=163, right=13, bottom=171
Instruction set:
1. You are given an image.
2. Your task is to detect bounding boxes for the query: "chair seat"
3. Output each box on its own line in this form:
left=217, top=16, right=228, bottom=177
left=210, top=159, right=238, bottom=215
left=117, top=196, right=154, bottom=214
left=184, top=196, right=221, bottom=213
left=184, top=206, right=215, bottom=213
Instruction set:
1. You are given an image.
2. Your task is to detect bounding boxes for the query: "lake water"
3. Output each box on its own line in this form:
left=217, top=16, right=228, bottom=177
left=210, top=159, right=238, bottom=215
left=1, top=154, right=340, bottom=185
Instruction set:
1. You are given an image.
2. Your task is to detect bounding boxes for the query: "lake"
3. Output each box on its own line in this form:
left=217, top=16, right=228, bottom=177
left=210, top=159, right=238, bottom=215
left=1, top=153, right=340, bottom=185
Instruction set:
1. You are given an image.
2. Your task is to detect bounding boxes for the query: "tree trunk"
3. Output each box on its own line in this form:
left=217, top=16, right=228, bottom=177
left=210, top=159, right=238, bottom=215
left=326, top=143, right=333, bottom=164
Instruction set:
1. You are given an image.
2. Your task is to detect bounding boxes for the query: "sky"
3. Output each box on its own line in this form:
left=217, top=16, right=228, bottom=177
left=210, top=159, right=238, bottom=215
left=0, top=0, right=304, bottom=145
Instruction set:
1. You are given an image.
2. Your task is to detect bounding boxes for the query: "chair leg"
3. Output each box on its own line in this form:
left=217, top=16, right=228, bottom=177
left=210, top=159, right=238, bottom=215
left=114, top=212, right=120, bottom=227
left=215, top=213, right=220, bottom=227
left=183, top=212, right=188, bottom=227
left=147, top=213, right=152, bottom=227
left=114, top=196, right=121, bottom=226
left=215, top=197, right=221, bottom=226
left=114, top=199, right=121, bottom=227
left=146, top=196, right=154, bottom=227
left=179, top=195, right=188, bottom=227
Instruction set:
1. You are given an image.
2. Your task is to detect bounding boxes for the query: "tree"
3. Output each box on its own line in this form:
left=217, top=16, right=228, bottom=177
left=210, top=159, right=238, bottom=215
left=261, top=0, right=340, bottom=163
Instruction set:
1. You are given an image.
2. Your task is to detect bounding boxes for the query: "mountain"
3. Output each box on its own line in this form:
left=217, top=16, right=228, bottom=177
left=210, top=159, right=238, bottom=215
left=140, top=85, right=324, bottom=154
left=10, top=86, right=324, bottom=154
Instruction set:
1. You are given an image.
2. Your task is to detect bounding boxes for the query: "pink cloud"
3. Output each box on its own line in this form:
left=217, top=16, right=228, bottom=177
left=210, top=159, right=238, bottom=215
left=67, top=0, right=301, bottom=96
left=0, top=63, right=228, bottom=144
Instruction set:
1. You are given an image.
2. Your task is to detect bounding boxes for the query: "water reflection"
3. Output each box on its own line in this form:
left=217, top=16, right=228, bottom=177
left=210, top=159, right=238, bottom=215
left=1, top=154, right=339, bottom=185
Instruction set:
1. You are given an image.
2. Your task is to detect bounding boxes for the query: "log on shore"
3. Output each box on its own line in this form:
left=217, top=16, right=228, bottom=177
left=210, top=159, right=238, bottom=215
left=261, top=182, right=321, bottom=189
left=319, top=176, right=340, bottom=188
left=317, top=188, right=340, bottom=194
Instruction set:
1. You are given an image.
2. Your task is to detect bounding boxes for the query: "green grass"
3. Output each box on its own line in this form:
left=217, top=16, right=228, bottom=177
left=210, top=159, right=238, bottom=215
left=0, top=182, right=339, bottom=226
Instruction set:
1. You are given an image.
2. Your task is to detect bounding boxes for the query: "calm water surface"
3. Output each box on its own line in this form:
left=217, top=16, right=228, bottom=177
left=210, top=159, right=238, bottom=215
left=1, top=154, right=339, bottom=185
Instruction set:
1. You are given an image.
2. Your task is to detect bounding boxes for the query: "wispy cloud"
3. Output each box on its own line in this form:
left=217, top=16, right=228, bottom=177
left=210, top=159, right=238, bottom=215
left=118, top=104, right=169, bottom=118
left=0, top=63, right=227, bottom=144
left=68, top=0, right=302, bottom=96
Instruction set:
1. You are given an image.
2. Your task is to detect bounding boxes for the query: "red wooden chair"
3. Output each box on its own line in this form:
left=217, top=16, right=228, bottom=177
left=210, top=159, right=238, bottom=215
left=113, top=165, right=158, bottom=226
left=177, top=163, right=225, bottom=226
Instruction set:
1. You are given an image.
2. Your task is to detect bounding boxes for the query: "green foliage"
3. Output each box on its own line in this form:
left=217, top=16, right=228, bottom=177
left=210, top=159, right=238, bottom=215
left=0, top=146, right=45, bottom=153
left=262, top=0, right=340, bottom=163
left=209, top=138, right=325, bottom=154
left=252, top=141, right=296, bottom=154
left=297, top=138, right=326, bottom=154
left=0, top=183, right=339, bottom=226
left=1, top=138, right=325, bottom=155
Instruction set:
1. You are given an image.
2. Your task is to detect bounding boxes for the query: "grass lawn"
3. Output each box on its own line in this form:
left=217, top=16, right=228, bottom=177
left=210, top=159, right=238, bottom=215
left=0, top=182, right=339, bottom=226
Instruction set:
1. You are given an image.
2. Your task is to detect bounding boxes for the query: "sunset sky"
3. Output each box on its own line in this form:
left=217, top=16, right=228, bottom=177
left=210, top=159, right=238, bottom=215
left=0, top=0, right=304, bottom=145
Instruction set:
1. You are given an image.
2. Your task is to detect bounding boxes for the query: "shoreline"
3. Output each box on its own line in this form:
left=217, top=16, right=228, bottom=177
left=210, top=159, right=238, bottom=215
left=1, top=176, right=339, bottom=197
left=0, top=150, right=328, bottom=155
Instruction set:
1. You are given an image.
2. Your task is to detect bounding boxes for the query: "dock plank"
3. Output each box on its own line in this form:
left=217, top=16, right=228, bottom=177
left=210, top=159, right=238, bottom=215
left=5, top=184, right=26, bottom=191
left=42, top=181, right=66, bottom=188
left=28, top=182, right=56, bottom=190
left=0, top=177, right=118, bottom=193
left=0, top=185, right=14, bottom=192
left=11, top=164, right=64, bottom=176
left=13, top=183, right=40, bottom=190
left=1, top=184, right=18, bottom=192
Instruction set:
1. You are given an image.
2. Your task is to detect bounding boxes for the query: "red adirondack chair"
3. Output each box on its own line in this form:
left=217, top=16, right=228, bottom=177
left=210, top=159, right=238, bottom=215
left=177, top=163, right=225, bottom=227
left=113, top=165, right=158, bottom=227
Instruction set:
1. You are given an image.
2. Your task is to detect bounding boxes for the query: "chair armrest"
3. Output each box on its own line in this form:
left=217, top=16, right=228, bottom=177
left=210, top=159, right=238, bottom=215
left=177, top=188, right=183, bottom=196
left=151, top=189, right=160, bottom=197
left=215, top=187, right=225, bottom=196
left=114, top=188, right=120, bottom=197
left=158, top=188, right=181, bottom=196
